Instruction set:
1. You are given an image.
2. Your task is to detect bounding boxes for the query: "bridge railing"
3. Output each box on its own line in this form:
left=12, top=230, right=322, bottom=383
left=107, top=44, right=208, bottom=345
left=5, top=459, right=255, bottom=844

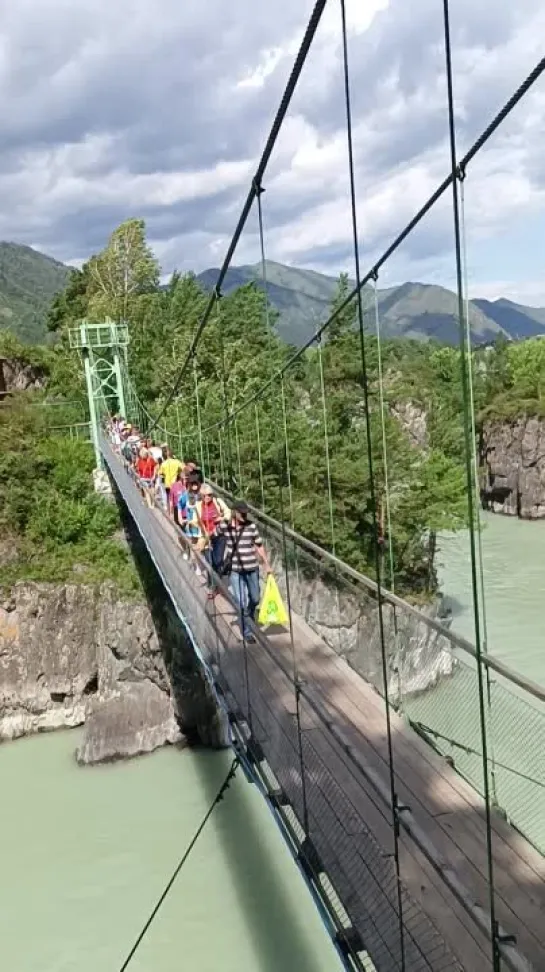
left=101, top=434, right=476, bottom=972
left=210, top=487, right=545, bottom=859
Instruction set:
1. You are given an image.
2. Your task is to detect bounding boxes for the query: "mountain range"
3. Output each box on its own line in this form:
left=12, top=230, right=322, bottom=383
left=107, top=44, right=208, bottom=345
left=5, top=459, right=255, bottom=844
left=197, top=261, right=545, bottom=346
left=1, top=241, right=544, bottom=349
left=0, top=243, right=71, bottom=344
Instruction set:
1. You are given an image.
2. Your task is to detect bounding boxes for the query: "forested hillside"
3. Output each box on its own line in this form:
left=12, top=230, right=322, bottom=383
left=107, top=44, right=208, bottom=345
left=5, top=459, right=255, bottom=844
left=0, top=243, right=71, bottom=344
left=3, top=218, right=545, bottom=597
left=1, top=237, right=545, bottom=349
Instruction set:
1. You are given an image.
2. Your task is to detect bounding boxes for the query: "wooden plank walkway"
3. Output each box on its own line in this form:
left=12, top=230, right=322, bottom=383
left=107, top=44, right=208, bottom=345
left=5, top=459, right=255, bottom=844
left=103, top=446, right=544, bottom=972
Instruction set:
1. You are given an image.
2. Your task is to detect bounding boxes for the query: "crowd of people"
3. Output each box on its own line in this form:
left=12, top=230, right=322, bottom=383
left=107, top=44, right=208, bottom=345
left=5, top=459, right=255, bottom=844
left=107, top=415, right=272, bottom=644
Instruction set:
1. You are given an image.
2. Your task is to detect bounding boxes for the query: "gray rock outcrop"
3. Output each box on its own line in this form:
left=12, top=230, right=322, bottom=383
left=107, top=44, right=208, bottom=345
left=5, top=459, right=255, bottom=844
left=481, top=417, right=545, bottom=518
left=267, top=536, right=455, bottom=703
left=0, top=356, right=47, bottom=395
left=391, top=400, right=428, bottom=449
left=0, top=581, right=227, bottom=762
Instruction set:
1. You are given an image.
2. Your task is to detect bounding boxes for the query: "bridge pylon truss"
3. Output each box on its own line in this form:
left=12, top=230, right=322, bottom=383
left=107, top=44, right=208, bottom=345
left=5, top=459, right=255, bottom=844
left=69, top=319, right=130, bottom=467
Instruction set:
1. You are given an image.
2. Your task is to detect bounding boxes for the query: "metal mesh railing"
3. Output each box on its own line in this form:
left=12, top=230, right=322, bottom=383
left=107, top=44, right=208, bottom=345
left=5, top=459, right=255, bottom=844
left=252, top=506, right=545, bottom=858
left=100, top=436, right=466, bottom=972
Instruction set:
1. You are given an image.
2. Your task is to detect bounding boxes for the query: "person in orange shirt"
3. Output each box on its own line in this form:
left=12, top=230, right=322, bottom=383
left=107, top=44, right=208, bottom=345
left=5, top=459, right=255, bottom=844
left=135, top=448, right=157, bottom=507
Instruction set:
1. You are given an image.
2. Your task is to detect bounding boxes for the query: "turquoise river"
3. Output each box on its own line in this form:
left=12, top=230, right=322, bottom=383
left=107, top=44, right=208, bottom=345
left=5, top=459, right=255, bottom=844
left=1, top=513, right=543, bottom=971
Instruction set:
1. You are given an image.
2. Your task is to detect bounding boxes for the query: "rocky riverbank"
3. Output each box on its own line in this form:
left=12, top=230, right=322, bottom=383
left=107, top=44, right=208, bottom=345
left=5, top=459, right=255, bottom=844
left=0, top=581, right=228, bottom=763
left=481, top=417, right=545, bottom=519
left=265, top=531, right=456, bottom=701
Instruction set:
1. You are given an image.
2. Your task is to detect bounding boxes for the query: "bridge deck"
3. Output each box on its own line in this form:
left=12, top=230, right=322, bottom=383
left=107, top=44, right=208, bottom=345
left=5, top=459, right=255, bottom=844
left=103, top=442, right=545, bottom=972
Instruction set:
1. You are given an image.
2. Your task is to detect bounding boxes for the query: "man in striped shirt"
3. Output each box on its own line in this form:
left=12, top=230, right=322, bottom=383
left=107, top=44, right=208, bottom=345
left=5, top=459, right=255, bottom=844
left=218, top=500, right=272, bottom=643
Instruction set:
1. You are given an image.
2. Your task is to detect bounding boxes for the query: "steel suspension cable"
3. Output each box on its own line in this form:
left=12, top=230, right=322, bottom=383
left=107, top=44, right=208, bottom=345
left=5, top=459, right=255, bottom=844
left=146, top=0, right=329, bottom=434
left=234, top=414, right=243, bottom=492
left=215, top=291, right=236, bottom=491
left=195, top=53, right=545, bottom=444
left=339, top=0, right=406, bottom=965
left=280, top=375, right=295, bottom=527
left=193, top=358, right=205, bottom=474
left=441, top=1, right=499, bottom=966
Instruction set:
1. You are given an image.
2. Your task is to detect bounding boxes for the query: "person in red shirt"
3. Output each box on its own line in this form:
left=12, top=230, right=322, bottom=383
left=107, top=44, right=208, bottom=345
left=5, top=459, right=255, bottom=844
left=135, top=448, right=157, bottom=507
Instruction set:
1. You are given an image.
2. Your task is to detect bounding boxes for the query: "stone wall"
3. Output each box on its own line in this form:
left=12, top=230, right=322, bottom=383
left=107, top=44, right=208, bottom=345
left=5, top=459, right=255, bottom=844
left=0, top=581, right=227, bottom=762
left=481, top=417, right=545, bottom=519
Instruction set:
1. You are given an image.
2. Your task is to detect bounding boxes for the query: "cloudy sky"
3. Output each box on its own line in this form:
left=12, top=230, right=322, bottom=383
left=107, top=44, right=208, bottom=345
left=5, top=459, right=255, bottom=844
left=1, top=0, right=544, bottom=303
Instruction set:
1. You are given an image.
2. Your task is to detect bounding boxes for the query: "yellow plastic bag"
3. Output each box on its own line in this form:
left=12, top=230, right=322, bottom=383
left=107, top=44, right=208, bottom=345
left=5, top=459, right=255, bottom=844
left=258, top=573, right=288, bottom=629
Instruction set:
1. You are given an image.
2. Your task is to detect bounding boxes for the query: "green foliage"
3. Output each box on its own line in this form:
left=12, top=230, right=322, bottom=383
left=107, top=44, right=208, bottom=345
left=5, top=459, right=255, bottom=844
left=47, top=264, right=91, bottom=333
left=0, top=397, right=140, bottom=595
left=87, top=218, right=160, bottom=323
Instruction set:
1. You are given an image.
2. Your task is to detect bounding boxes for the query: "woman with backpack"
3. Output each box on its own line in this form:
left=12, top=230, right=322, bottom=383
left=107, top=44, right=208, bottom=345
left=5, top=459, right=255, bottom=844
left=196, top=484, right=230, bottom=598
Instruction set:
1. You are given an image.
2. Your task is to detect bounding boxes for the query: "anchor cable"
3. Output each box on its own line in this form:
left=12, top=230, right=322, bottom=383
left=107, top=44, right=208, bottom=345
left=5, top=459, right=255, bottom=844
left=117, top=757, right=238, bottom=972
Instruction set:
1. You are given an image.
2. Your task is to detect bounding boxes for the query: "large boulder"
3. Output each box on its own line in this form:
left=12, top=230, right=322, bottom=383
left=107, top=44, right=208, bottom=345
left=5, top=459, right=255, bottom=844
left=0, top=581, right=227, bottom=760
left=76, top=682, right=183, bottom=764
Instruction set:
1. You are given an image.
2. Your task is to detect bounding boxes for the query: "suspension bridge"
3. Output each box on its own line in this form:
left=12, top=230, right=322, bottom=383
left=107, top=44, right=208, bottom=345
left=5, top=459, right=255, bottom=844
left=54, top=2, right=545, bottom=970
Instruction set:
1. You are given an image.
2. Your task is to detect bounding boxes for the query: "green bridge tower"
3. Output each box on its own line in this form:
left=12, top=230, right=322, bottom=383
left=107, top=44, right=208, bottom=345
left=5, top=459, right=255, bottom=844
left=69, top=319, right=130, bottom=468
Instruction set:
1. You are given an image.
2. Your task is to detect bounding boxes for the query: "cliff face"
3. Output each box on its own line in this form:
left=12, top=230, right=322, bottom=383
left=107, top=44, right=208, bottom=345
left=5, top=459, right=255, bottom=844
left=0, top=356, right=47, bottom=395
left=481, top=417, right=545, bottom=519
left=0, top=582, right=227, bottom=762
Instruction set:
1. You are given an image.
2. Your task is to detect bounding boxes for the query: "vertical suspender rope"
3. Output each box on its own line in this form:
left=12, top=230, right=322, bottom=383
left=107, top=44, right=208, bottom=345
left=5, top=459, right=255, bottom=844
left=255, top=403, right=266, bottom=510
left=215, top=291, right=236, bottom=492
left=193, top=358, right=205, bottom=475
left=441, top=1, right=500, bottom=966
left=339, top=1, right=406, bottom=965
left=372, top=278, right=395, bottom=595
left=372, top=281, right=401, bottom=703
left=280, top=376, right=296, bottom=528
left=255, top=179, right=310, bottom=836
left=234, top=415, right=243, bottom=492
left=175, top=403, right=184, bottom=463
left=317, top=335, right=343, bottom=654
left=459, top=175, right=497, bottom=804
left=218, top=433, right=225, bottom=488
left=317, top=337, right=337, bottom=558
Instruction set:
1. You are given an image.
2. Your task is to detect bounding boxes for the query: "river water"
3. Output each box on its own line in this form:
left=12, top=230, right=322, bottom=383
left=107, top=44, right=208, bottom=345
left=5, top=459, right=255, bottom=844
left=437, top=511, right=545, bottom=685
left=3, top=513, right=543, bottom=972
left=0, top=732, right=342, bottom=972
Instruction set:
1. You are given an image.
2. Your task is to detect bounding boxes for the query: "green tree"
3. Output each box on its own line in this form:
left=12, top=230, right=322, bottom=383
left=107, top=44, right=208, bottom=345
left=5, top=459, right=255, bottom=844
left=87, top=218, right=160, bottom=323
left=46, top=263, right=92, bottom=333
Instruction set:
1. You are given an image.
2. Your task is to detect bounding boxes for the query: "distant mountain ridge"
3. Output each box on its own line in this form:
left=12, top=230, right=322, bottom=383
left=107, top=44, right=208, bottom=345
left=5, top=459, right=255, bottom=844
left=2, top=240, right=545, bottom=349
left=0, top=242, right=71, bottom=344
left=197, top=260, right=545, bottom=347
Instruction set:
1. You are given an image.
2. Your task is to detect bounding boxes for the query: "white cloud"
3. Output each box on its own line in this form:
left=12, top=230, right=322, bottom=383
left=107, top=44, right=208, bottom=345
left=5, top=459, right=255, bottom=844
left=0, top=0, right=543, bottom=304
